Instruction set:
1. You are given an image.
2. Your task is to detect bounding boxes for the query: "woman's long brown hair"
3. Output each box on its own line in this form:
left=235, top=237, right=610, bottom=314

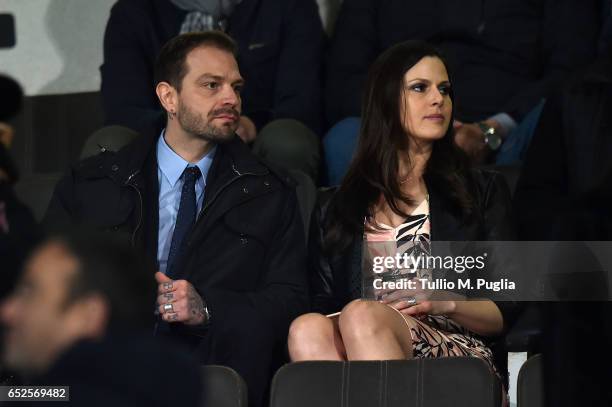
left=324, top=41, right=475, bottom=254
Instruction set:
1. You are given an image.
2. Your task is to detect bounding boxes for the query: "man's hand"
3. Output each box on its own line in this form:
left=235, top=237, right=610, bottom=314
left=235, top=115, right=257, bottom=144
left=155, top=272, right=208, bottom=326
left=453, top=121, right=489, bottom=163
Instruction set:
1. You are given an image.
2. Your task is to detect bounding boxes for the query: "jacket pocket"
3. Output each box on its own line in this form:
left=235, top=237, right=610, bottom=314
left=223, top=202, right=274, bottom=247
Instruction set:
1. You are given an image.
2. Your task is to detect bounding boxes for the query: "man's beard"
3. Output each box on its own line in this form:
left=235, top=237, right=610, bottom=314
left=177, top=102, right=239, bottom=143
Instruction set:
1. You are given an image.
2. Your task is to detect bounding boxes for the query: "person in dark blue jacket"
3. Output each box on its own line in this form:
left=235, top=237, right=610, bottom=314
left=100, top=0, right=324, bottom=181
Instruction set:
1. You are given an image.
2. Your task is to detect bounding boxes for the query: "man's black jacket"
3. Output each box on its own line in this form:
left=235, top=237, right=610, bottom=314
left=43, top=132, right=308, bottom=406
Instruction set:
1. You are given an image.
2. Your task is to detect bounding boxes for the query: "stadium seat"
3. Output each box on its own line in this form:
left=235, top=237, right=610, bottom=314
left=200, top=365, right=248, bottom=407
left=505, top=303, right=541, bottom=353
left=517, top=354, right=543, bottom=407
left=79, top=125, right=139, bottom=159
left=270, top=358, right=502, bottom=407
left=288, top=169, right=317, bottom=240
left=14, top=172, right=63, bottom=221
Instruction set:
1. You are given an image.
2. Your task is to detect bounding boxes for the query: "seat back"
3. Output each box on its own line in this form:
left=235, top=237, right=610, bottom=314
left=270, top=359, right=501, bottom=407
left=14, top=173, right=63, bottom=221
left=79, top=125, right=139, bottom=159
left=200, top=365, right=247, bottom=407
left=288, top=169, right=317, bottom=240
left=517, top=354, right=543, bottom=407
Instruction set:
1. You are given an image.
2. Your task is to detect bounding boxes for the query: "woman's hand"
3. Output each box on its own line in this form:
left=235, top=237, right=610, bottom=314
left=400, top=299, right=457, bottom=318
left=378, top=285, right=458, bottom=318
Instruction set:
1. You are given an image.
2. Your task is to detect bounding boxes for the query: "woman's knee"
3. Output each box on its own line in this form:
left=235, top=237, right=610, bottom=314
left=339, top=300, right=416, bottom=336
left=338, top=300, right=415, bottom=357
left=338, top=300, right=390, bottom=337
left=287, top=313, right=335, bottom=359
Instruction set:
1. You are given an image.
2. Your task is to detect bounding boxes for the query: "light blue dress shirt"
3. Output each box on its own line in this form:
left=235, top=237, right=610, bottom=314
left=157, top=131, right=216, bottom=274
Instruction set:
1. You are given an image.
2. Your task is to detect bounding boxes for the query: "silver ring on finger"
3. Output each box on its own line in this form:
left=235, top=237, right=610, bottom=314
left=404, top=297, right=417, bottom=305
left=163, top=303, right=173, bottom=313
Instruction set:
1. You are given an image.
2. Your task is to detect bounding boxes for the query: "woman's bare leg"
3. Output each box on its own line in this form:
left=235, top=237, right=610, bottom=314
left=288, top=313, right=346, bottom=361
left=338, top=300, right=415, bottom=360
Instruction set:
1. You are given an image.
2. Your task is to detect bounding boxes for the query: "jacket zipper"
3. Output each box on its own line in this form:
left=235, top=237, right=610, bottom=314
left=124, top=170, right=143, bottom=248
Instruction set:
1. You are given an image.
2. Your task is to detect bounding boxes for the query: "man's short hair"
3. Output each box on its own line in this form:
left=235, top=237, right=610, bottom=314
left=154, top=31, right=238, bottom=91
left=55, top=231, right=157, bottom=330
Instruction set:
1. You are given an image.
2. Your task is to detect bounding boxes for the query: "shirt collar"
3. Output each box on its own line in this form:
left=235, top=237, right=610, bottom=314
left=157, top=129, right=217, bottom=187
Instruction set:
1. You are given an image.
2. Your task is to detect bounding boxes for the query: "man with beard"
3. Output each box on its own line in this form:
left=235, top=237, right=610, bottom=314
left=44, top=31, right=308, bottom=407
left=100, top=0, right=324, bottom=182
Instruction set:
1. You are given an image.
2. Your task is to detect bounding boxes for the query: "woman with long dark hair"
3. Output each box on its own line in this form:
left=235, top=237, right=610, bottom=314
left=288, top=41, right=516, bottom=383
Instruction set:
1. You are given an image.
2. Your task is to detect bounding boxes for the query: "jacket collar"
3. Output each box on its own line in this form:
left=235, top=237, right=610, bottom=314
left=218, top=135, right=269, bottom=176
left=80, top=129, right=268, bottom=188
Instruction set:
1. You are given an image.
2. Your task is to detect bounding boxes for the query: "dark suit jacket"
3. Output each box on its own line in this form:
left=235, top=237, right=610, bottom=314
left=515, top=53, right=612, bottom=240
left=100, top=0, right=325, bottom=135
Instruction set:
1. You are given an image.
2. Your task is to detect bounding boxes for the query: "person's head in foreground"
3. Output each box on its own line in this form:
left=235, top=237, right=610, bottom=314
left=327, top=40, right=473, bottom=250
left=0, top=231, right=156, bottom=378
left=154, top=30, right=245, bottom=147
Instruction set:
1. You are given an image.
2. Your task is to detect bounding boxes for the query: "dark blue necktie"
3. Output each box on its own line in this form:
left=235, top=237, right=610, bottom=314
left=166, top=166, right=201, bottom=277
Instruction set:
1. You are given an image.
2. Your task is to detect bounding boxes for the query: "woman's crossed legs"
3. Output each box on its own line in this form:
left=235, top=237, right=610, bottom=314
left=288, top=299, right=417, bottom=361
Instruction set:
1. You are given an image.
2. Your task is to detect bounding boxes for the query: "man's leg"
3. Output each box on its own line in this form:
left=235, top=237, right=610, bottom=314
left=196, top=312, right=278, bottom=407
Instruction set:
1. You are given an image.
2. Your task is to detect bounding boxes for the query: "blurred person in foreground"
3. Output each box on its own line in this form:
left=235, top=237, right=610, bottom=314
left=0, top=231, right=200, bottom=407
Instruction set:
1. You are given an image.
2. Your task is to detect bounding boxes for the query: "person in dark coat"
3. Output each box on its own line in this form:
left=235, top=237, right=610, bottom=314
left=45, top=31, right=308, bottom=407
left=323, top=0, right=601, bottom=183
left=514, top=44, right=612, bottom=407
left=100, top=0, right=324, bottom=180
left=0, top=232, right=201, bottom=407
left=514, top=48, right=612, bottom=241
